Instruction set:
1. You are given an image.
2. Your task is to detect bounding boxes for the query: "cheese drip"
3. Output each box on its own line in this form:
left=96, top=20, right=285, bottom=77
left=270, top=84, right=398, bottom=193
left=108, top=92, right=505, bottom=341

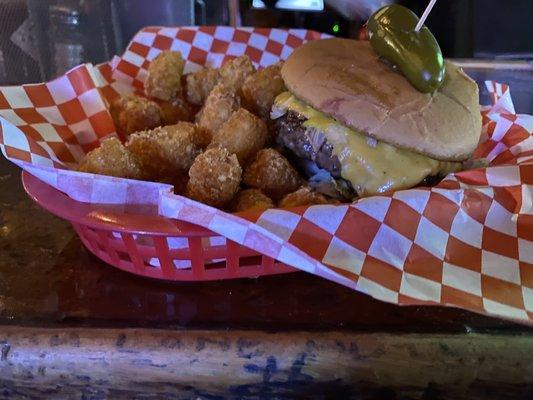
left=273, top=92, right=461, bottom=196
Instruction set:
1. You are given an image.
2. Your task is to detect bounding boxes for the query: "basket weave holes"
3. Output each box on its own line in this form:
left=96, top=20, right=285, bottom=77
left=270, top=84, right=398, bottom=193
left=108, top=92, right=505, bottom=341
left=95, top=230, right=120, bottom=265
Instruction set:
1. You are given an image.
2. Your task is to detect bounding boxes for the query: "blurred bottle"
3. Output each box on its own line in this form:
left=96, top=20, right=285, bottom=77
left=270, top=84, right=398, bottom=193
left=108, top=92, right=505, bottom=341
left=0, top=0, right=42, bottom=84
left=114, top=0, right=195, bottom=49
left=48, top=1, right=85, bottom=77
left=0, top=0, right=228, bottom=84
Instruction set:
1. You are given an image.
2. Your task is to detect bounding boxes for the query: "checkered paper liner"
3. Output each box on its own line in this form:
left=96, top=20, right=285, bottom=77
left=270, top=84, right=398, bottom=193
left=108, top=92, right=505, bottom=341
left=0, top=27, right=532, bottom=322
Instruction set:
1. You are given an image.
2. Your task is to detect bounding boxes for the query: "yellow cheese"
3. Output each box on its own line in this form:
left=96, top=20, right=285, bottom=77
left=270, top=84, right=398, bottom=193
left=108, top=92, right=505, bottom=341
left=274, top=92, right=460, bottom=196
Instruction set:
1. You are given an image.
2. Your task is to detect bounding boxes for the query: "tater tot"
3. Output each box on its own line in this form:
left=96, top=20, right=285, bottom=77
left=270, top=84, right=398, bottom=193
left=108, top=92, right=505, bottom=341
left=233, top=189, right=274, bottom=212
left=126, top=122, right=201, bottom=180
left=242, top=63, right=286, bottom=120
left=109, top=95, right=162, bottom=136
left=196, top=82, right=240, bottom=143
left=185, top=67, right=220, bottom=105
left=145, top=51, right=185, bottom=101
left=208, top=108, right=268, bottom=165
left=78, top=137, right=143, bottom=179
left=156, top=96, right=192, bottom=125
left=243, top=148, right=301, bottom=200
left=219, top=55, right=255, bottom=93
left=187, top=148, right=242, bottom=208
left=278, top=186, right=331, bottom=208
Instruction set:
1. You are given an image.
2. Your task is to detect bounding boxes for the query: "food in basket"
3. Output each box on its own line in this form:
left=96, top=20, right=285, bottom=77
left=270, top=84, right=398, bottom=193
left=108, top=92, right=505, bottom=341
left=367, top=4, right=445, bottom=94
left=185, top=67, right=220, bottom=105
left=156, top=97, right=192, bottom=124
left=271, top=37, right=481, bottom=200
left=78, top=137, right=144, bottom=179
left=219, top=54, right=256, bottom=94
left=232, top=189, right=274, bottom=212
left=78, top=16, right=482, bottom=213
left=109, top=94, right=162, bottom=136
left=186, top=147, right=242, bottom=208
left=279, top=186, right=334, bottom=207
left=79, top=50, right=334, bottom=211
left=208, top=108, right=269, bottom=165
left=242, top=62, right=286, bottom=121
left=126, top=123, right=201, bottom=181
left=243, top=148, right=302, bottom=201
left=196, top=81, right=240, bottom=142
left=144, top=51, right=185, bottom=101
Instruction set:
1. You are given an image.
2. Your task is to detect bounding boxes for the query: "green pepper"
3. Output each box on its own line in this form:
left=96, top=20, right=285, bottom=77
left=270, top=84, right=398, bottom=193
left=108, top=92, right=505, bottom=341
left=367, top=4, right=445, bottom=93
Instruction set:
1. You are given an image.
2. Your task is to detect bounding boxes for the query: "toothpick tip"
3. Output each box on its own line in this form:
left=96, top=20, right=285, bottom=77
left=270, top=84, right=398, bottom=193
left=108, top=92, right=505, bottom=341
left=415, top=0, right=437, bottom=33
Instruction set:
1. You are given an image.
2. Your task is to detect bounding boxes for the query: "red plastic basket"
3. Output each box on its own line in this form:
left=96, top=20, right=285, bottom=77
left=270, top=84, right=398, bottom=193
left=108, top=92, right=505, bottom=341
left=22, top=171, right=296, bottom=281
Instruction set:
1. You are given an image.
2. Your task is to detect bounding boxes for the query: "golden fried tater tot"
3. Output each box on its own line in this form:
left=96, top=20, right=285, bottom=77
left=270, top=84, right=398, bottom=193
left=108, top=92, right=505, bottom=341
left=208, top=108, right=268, bottom=165
left=219, top=55, right=255, bottom=93
left=278, top=186, right=331, bottom=208
left=126, top=122, right=201, bottom=180
left=243, top=148, right=301, bottom=200
left=233, top=189, right=274, bottom=212
left=156, top=96, right=192, bottom=125
left=78, top=137, right=143, bottom=179
left=196, top=82, right=240, bottom=143
left=109, top=95, right=162, bottom=136
left=145, top=51, right=185, bottom=101
left=187, top=148, right=242, bottom=208
left=185, top=67, right=220, bottom=105
left=242, top=63, right=286, bottom=120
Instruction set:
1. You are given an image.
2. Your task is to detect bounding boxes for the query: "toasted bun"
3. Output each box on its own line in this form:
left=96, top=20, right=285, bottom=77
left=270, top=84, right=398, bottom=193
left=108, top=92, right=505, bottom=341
left=281, top=38, right=481, bottom=161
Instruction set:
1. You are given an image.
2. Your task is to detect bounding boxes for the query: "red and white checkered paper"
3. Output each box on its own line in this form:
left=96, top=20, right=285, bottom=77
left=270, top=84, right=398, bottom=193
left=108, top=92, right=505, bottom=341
left=0, top=26, right=532, bottom=322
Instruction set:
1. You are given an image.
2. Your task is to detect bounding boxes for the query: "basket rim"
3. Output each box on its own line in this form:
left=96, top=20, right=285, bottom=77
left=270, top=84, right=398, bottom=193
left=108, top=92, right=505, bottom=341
left=22, top=171, right=215, bottom=237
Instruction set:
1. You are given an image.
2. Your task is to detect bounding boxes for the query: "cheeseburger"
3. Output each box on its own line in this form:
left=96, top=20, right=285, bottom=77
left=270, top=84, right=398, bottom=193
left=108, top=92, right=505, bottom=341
left=271, top=38, right=481, bottom=199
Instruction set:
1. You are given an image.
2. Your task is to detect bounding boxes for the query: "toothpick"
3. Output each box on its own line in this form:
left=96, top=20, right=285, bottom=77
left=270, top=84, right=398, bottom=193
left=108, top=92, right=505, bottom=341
left=415, top=0, right=437, bottom=32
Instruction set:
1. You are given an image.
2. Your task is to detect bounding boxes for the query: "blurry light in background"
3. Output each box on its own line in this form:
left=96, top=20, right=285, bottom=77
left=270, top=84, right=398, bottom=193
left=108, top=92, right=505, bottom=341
left=252, top=0, right=324, bottom=11
left=332, top=23, right=340, bottom=33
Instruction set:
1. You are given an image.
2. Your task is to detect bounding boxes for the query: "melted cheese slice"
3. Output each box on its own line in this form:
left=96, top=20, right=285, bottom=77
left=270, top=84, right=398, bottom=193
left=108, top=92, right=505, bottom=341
left=273, top=92, right=461, bottom=196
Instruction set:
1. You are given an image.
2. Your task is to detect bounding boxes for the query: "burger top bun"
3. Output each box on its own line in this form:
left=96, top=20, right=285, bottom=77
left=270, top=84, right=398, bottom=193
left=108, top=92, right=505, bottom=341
left=281, top=38, right=481, bottom=161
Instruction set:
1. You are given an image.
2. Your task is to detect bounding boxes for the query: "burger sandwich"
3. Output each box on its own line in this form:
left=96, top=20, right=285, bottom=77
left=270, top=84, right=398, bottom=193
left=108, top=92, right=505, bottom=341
left=271, top=38, right=482, bottom=199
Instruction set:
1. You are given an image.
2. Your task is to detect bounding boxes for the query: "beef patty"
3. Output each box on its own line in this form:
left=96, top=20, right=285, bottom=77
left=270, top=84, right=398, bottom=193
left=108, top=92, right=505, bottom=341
left=274, top=111, right=342, bottom=178
left=273, top=110, right=445, bottom=200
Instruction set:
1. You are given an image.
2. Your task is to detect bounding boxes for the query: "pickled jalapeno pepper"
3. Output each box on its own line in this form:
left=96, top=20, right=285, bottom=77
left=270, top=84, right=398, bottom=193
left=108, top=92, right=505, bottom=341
left=367, top=4, right=445, bottom=93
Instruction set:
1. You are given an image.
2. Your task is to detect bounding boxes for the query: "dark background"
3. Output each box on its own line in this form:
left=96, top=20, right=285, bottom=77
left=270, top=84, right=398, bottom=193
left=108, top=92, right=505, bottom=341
left=401, top=0, right=533, bottom=58
left=0, top=0, right=533, bottom=85
left=244, top=0, right=533, bottom=58
left=0, top=0, right=532, bottom=85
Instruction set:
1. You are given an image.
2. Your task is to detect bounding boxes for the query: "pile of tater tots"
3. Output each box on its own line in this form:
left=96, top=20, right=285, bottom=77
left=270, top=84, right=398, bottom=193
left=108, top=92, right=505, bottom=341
left=78, top=51, right=337, bottom=211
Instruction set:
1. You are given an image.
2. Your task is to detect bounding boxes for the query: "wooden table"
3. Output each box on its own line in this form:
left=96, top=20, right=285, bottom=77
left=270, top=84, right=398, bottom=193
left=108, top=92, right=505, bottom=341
left=0, top=62, right=532, bottom=399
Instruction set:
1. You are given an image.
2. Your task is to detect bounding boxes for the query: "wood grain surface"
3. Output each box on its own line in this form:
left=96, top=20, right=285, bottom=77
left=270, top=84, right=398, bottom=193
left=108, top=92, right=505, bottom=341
left=0, top=326, right=532, bottom=399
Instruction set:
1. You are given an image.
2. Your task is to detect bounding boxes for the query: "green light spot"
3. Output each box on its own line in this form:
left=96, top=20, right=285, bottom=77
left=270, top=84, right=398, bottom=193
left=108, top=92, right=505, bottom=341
left=332, top=24, right=340, bottom=33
